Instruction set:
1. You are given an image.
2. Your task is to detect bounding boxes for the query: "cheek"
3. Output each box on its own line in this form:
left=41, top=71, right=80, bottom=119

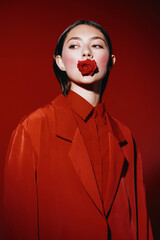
left=98, top=53, right=109, bottom=68
left=62, top=51, right=78, bottom=68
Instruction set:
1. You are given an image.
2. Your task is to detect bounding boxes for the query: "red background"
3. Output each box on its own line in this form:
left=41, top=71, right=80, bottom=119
left=0, top=0, right=160, bottom=239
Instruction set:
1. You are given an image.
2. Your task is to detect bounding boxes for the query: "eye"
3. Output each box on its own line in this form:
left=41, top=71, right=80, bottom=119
left=69, top=44, right=79, bottom=49
left=92, top=44, right=104, bottom=49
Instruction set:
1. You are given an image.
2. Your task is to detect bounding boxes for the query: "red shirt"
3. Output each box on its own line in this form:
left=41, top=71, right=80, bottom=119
left=66, top=90, right=109, bottom=203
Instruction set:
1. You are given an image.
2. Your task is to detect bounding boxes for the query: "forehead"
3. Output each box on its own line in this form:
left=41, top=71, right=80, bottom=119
left=64, top=24, right=106, bottom=42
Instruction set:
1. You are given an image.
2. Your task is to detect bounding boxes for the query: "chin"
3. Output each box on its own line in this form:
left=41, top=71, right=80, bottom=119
left=83, top=75, right=103, bottom=84
left=79, top=77, right=98, bottom=84
left=72, top=77, right=101, bottom=88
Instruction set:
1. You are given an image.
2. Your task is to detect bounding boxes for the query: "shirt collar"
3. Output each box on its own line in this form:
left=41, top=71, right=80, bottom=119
left=66, top=90, right=106, bottom=123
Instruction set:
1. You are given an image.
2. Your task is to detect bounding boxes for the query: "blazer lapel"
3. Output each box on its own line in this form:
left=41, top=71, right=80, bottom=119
left=52, top=96, right=130, bottom=217
left=68, top=127, right=104, bottom=215
left=52, top=95, right=104, bottom=216
left=103, top=113, right=129, bottom=217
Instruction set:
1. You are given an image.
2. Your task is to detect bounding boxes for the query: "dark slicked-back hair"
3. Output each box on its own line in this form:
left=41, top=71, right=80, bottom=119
left=53, top=20, right=113, bottom=96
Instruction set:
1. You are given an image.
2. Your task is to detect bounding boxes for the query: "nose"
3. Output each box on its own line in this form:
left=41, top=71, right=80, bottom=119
left=81, top=45, right=93, bottom=59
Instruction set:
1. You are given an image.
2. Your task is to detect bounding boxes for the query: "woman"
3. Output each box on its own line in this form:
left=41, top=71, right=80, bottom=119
left=4, top=20, right=153, bottom=240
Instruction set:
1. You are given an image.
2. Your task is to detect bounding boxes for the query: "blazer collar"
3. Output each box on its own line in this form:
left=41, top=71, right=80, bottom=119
left=51, top=94, right=77, bottom=141
left=106, top=112, right=128, bottom=147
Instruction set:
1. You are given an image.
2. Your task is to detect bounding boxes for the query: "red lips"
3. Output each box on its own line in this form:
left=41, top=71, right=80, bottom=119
left=77, top=59, right=98, bottom=76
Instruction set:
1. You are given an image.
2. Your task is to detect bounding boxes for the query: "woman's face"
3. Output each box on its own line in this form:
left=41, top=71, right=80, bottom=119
left=56, top=24, right=110, bottom=86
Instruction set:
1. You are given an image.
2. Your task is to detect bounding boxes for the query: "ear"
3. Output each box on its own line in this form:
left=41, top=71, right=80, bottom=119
left=108, top=54, right=116, bottom=70
left=55, top=55, right=66, bottom=71
left=111, top=54, right=116, bottom=66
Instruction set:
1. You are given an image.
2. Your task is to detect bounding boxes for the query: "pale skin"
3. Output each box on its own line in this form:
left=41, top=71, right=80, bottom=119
left=56, top=24, right=116, bottom=107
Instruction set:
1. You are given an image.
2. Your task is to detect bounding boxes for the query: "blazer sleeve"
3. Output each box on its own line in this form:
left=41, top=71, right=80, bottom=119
left=133, top=139, right=153, bottom=240
left=3, top=124, right=39, bottom=240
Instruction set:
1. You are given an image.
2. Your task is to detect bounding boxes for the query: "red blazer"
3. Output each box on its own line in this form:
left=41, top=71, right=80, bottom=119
left=4, top=94, right=153, bottom=240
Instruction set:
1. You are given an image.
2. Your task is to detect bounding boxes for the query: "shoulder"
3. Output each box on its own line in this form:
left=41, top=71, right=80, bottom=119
left=20, top=94, right=65, bottom=132
left=11, top=94, right=65, bottom=154
left=20, top=103, right=55, bottom=133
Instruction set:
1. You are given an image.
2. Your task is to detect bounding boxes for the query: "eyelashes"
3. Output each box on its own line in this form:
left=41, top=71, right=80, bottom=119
left=92, top=44, right=104, bottom=49
left=69, top=45, right=79, bottom=49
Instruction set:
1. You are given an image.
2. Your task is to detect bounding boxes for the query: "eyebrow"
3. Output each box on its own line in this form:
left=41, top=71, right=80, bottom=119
left=67, top=36, right=107, bottom=45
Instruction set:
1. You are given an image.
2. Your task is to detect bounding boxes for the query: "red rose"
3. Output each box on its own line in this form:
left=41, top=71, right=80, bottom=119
left=77, top=59, right=98, bottom=76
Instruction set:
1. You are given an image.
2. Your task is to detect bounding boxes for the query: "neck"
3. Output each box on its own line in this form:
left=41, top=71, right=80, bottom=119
left=70, top=81, right=101, bottom=107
